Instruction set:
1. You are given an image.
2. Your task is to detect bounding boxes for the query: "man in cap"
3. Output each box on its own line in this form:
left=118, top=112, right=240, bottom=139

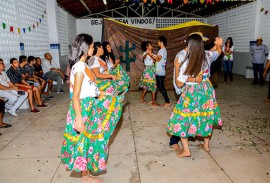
left=250, top=37, right=268, bottom=86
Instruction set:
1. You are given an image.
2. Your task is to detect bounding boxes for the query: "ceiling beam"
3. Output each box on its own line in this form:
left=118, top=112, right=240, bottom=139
left=79, top=0, right=92, bottom=15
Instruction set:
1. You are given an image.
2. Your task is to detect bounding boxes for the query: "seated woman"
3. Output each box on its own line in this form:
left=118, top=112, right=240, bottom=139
left=88, top=42, right=122, bottom=96
left=101, top=41, right=130, bottom=94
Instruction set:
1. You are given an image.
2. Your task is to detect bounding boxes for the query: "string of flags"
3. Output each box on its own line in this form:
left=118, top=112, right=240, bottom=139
left=127, top=0, right=238, bottom=4
left=260, top=7, right=268, bottom=15
left=1, top=10, right=46, bottom=34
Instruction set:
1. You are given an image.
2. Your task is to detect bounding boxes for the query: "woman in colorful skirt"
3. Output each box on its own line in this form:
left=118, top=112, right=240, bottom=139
left=101, top=41, right=130, bottom=95
left=61, top=34, right=123, bottom=183
left=167, top=32, right=223, bottom=158
left=138, top=41, right=158, bottom=106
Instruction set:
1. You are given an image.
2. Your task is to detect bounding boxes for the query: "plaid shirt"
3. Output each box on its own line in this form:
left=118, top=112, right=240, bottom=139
left=6, top=66, right=22, bottom=84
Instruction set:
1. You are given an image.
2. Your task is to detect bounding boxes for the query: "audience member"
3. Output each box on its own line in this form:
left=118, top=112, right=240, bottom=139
left=43, top=53, right=67, bottom=93
left=34, top=57, right=53, bottom=97
left=6, top=58, right=47, bottom=113
left=250, top=37, right=268, bottom=86
left=0, top=60, right=28, bottom=116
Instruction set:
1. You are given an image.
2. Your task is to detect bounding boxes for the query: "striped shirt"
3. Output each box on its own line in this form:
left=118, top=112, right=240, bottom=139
left=6, top=66, right=22, bottom=84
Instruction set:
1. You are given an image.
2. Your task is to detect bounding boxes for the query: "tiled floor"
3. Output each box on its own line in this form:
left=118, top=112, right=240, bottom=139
left=0, top=75, right=270, bottom=183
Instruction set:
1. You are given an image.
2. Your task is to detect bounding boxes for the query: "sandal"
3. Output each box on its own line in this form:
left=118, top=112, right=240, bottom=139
left=0, top=123, right=12, bottom=128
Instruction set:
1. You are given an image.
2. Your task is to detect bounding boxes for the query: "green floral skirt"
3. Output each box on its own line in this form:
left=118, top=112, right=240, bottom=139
left=61, top=95, right=123, bottom=173
left=167, top=80, right=222, bottom=138
left=96, top=65, right=130, bottom=95
left=138, top=65, right=157, bottom=92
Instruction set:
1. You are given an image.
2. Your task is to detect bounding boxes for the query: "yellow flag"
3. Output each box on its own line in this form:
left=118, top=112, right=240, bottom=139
left=17, top=28, right=21, bottom=34
left=200, top=0, right=205, bottom=3
left=151, top=0, right=156, bottom=3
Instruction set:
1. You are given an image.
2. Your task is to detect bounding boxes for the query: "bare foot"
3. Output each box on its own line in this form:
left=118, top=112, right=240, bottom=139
left=82, top=175, right=103, bottom=183
left=264, top=99, right=270, bottom=103
left=176, top=150, right=191, bottom=158
left=139, top=99, right=147, bottom=103
left=170, top=144, right=183, bottom=152
left=151, top=102, right=159, bottom=106
left=200, top=144, right=210, bottom=152
left=163, top=103, right=171, bottom=107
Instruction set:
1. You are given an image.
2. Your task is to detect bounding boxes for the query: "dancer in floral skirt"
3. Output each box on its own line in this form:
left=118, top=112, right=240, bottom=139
left=167, top=32, right=223, bottom=158
left=101, top=41, right=130, bottom=94
left=61, top=34, right=123, bottom=183
left=138, top=41, right=158, bottom=106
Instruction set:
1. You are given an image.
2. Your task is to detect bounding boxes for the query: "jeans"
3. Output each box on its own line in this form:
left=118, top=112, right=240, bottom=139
left=156, top=75, right=170, bottom=103
left=0, top=90, right=28, bottom=111
left=223, top=61, right=233, bottom=82
left=44, top=71, right=62, bottom=90
left=252, top=63, right=264, bottom=84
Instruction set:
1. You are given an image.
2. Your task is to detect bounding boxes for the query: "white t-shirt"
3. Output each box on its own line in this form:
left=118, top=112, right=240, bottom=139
left=143, top=52, right=155, bottom=66
left=0, top=71, right=10, bottom=87
left=222, top=45, right=234, bottom=61
left=155, top=47, right=167, bottom=76
left=42, top=59, right=59, bottom=74
left=89, top=56, right=107, bottom=74
left=70, top=61, right=100, bottom=99
left=176, top=50, right=219, bottom=84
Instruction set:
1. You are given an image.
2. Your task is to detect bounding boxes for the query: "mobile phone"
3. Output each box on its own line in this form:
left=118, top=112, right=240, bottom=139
left=18, top=91, right=25, bottom=95
left=29, top=83, right=34, bottom=86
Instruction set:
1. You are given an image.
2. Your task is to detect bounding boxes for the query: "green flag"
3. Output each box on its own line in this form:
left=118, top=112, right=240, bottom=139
left=28, top=27, right=31, bottom=32
left=2, top=22, right=6, bottom=29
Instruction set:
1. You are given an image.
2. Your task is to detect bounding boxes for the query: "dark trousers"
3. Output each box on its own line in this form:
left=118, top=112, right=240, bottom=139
left=169, top=135, right=180, bottom=146
left=253, top=63, right=264, bottom=84
left=223, top=61, right=233, bottom=82
left=156, top=75, right=170, bottom=103
left=0, top=99, right=5, bottom=113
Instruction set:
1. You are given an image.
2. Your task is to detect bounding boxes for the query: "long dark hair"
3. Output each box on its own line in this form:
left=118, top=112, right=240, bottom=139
left=93, top=42, right=102, bottom=56
left=101, top=41, right=115, bottom=64
left=225, top=37, right=233, bottom=48
left=184, top=34, right=206, bottom=77
left=69, top=34, right=93, bottom=68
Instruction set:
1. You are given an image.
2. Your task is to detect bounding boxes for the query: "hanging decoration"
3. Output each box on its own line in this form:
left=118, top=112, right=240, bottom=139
left=143, top=0, right=147, bottom=3
left=151, top=0, right=156, bottom=3
left=183, top=0, right=188, bottom=4
left=200, top=0, right=205, bottom=4
left=192, top=0, right=198, bottom=3
left=159, top=0, right=164, bottom=3
left=1, top=10, right=46, bottom=34
left=133, top=0, right=139, bottom=3
left=206, top=0, right=212, bottom=4
left=167, top=0, right=173, bottom=4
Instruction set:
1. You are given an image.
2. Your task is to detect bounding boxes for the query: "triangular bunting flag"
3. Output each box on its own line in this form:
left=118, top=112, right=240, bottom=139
left=10, top=26, right=14, bottom=33
left=2, top=22, right=6, bottom=30
left=151, top=0, right=156, bottom=3
left=33, top=24, right=35, bottom=29
left=200, top=0, right=205, bottom=3
left=37, top=22, right=39, bottom=26
left=184, top=0, right=188, bottom=4
left=18, top=28, right=21, bottom=34
left=168, top=0, right=172, bottom=4
left=39, top=18, right=42, bottom=22
left=28, top=27, right=31, bottom=32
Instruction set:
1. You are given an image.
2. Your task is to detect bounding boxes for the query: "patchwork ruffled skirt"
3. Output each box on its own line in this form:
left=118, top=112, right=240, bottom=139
left=167, top=80, right=222, bottom=138
left=61, top=95, right=123, bottom=173
left=138, top=65, right=157, bottom=92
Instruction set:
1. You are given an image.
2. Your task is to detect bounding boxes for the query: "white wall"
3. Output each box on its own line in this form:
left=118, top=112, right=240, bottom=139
left=207, top=1, right=270, bottom=76
left=76, top=17, right=206, bottom=42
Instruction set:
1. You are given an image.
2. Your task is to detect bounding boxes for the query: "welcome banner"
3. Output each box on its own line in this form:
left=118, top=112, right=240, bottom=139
left=103, top=18, right=218, bottom=90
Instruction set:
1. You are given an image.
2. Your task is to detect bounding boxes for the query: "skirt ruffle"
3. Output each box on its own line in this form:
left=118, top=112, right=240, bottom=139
left=167, top=80, right=222, bottom=138
left=138, top=65, right=157, bottom=92
left=61, top=95, right=122, bottom=173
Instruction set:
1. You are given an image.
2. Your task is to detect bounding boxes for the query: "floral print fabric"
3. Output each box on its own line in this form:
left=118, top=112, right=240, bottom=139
left=61, top=95, right=123, bottom=173
left=138, top=65, right=157, bottom=92
left=167, top=80, right=222, bottom=138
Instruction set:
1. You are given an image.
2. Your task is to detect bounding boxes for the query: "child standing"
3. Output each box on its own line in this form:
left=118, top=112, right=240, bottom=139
left=139, top=41, right=158, bottom=106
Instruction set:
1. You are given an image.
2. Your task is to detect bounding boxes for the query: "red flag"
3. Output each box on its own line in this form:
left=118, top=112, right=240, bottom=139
left=206, top=0, right=212, bottom=4
left=10, top=26, right=14, bottom=32
left=168, top=0, right=172, bottom=4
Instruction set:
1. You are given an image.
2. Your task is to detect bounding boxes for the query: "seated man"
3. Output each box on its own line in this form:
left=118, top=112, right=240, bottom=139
left=0, top=59, right=28, bottom=116
left=19, top=55, right=41, bottom=92
left=6, top=58, right=48, bottom=113
left=43, top=53, right=67, bottom=93
left=34, top=57, right=53, bottom=98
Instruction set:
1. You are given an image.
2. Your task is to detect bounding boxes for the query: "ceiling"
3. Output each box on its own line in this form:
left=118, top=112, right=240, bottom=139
left=57, top=0, right=254, bottom=19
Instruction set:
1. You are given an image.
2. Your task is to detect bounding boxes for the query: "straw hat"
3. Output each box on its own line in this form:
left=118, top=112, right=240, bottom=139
left=189, top=32, right=209, bottom=42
